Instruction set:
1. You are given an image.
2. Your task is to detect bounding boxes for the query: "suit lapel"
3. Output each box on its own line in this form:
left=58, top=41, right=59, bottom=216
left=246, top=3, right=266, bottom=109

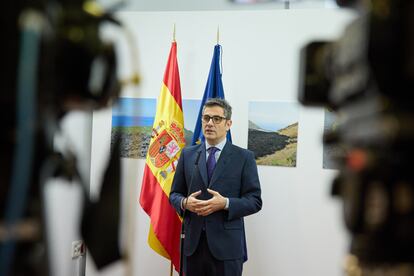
left=209, top=142, right=233, bottom=188
left=196, top=145, right=208, bottom=188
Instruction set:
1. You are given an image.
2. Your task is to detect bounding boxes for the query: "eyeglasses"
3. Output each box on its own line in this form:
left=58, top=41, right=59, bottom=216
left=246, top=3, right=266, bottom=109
left=202, top=114, right=227, bottom=124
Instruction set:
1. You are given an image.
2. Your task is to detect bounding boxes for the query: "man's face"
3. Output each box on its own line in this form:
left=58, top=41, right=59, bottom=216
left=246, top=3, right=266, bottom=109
left=202, top=105, right=232, bottom=145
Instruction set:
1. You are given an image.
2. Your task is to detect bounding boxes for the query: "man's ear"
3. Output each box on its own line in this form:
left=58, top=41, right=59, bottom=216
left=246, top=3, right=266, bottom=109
left=226, top=119, right=232, bottom=130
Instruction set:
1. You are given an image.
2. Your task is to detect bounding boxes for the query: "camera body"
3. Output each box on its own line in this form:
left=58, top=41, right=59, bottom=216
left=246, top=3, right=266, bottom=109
left=1, top=1, right=122, bottom=274
left=39, top=0, right=120, bottom=115
left=299, top=0, right=414, bottom=266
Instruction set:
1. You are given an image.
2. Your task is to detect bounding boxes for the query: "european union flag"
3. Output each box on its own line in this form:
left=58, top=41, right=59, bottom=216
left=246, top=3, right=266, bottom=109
left=191, top=44, right=232, bottom=145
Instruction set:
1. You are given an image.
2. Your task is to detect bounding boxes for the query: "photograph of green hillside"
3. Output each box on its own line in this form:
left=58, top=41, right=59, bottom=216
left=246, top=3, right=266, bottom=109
left=248, top=101, right=299, bottom=167
left=111, top=98, right=200, bottom=159
left=323, top=109, right=345, bottom=169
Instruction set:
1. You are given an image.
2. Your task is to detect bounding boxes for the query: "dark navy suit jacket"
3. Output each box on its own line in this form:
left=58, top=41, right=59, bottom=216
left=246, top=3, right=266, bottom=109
left=169, top=142, right=262, bottom=261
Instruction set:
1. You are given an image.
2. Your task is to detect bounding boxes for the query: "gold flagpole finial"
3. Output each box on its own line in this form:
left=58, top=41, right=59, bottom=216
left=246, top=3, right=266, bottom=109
left=217, top=25, right=220, bottom=45
left=173, top=23, right=176, bottom=42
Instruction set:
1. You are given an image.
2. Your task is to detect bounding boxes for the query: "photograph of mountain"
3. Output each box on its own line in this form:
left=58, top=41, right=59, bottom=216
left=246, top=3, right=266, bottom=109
left=111, top=98, right=200, bottom=159
left=248, top=101, right=299, bottom=167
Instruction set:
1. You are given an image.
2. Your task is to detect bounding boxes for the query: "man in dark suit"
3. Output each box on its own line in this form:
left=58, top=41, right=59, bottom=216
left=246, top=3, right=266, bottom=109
left=170, top=98, right=262, bottom=276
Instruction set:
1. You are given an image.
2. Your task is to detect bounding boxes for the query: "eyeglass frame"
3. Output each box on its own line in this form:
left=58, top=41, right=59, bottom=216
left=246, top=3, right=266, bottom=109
left=201, top=114, right=228, bottom=124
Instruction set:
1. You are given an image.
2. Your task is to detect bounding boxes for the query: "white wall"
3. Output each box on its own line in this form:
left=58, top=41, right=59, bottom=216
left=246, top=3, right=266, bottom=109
left=89, top=9, right=355, bottom=276
left=45, top=111, right=92, bottom=276
left=98, top=0, right=338, bottom=11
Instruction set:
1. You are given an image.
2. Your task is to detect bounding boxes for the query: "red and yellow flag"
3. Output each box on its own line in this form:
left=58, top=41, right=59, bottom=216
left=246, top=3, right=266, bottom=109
left=139, top=42, right=184, bottom=271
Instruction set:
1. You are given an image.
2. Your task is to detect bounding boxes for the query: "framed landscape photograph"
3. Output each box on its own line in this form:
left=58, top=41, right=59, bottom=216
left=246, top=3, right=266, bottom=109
left=248, top=101, right=299, bottom=167
left=111, top=98, right=201, bottom=159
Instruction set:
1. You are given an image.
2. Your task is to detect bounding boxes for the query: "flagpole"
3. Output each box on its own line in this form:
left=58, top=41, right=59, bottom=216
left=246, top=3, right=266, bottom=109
left=169, top=27, right=177, bottom=273
left=217, top=25, right=220, bottom=45
left=173, top=23, right=176, bottom=42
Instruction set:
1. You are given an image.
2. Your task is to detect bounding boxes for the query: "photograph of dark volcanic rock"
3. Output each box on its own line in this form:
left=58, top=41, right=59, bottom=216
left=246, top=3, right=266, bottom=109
left=248, top=101, right=299, bottom=167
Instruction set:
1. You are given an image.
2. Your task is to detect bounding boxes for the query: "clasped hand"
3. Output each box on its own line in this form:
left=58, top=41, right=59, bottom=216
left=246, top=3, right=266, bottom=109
left=184, top=189, right=227, bottom=216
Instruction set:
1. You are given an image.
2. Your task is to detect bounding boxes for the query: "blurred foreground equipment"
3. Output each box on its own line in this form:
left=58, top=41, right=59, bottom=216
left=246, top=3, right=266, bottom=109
left=1, top=0, right=132, bottom=275
left=299, top=0, right=414, bottom=275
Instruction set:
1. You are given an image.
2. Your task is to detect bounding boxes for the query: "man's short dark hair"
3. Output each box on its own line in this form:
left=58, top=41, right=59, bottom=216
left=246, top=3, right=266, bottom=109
left=203, top=98, right=232, bottom=119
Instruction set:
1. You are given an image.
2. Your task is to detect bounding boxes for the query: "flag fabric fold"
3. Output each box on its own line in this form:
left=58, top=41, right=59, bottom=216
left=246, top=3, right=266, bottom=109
left=139, top=41, right=184, bottom=272
left=191, top=44, right=232, bottom=145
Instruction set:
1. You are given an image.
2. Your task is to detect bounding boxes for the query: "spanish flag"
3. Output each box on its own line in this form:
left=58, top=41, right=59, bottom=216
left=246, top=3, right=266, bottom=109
left=139, top=41, right=184, bottom=271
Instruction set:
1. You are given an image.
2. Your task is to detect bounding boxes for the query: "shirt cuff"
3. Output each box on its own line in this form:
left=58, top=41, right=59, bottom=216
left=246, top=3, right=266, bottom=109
left=181, top=198, right=186, bottom=210
left=224, top=198, right=229, bottom=210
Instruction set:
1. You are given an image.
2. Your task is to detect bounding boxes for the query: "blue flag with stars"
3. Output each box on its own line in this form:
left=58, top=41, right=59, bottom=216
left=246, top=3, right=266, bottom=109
left=191, top=44, right=232, bottom=145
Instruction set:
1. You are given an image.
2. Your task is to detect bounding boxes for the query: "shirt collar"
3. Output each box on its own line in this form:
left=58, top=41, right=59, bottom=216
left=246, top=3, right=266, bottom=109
left=205, top=138, right=227, bottom=152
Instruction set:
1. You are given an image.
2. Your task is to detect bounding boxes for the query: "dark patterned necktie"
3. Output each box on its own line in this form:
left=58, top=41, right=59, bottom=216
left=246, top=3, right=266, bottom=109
left=207, top=147, right=219, bottom=182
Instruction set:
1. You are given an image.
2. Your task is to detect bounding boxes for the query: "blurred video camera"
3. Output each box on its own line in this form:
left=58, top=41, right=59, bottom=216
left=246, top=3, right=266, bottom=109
left=1, top=0, right=132, bottom=275
left=299, top=0, right=414, bottom=274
